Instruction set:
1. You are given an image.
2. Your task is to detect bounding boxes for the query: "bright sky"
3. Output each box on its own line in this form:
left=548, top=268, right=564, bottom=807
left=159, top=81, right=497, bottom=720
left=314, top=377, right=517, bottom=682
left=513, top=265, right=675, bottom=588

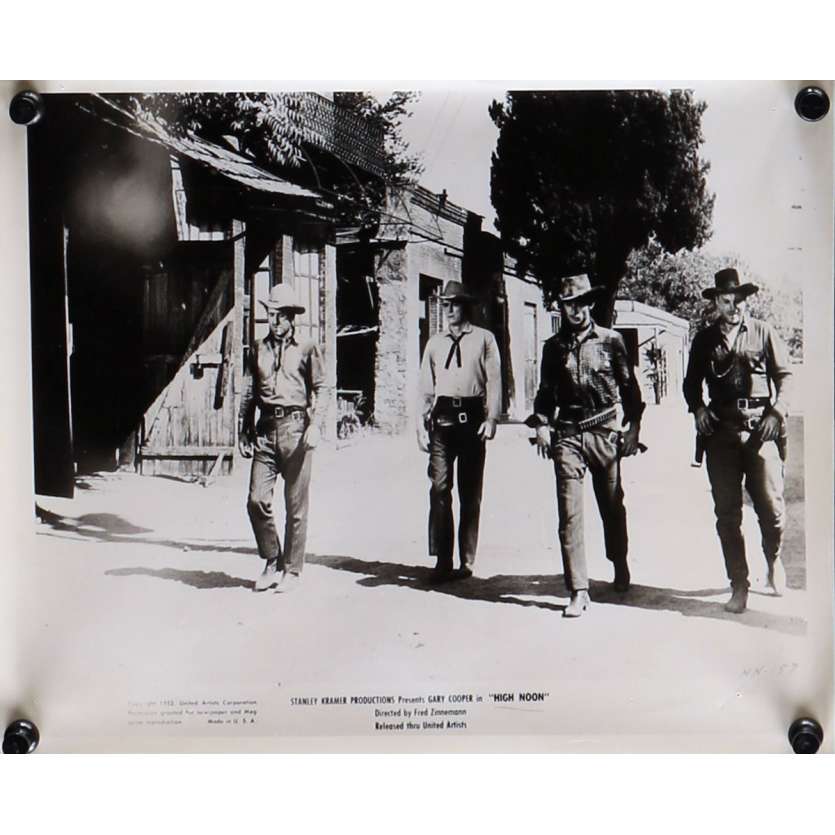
left=374, top=82, right=830, bottom=293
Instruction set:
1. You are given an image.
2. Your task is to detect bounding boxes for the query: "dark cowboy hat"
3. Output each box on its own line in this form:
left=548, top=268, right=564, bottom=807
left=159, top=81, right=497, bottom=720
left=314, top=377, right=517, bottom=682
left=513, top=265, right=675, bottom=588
left=556, top=273, right=606, bottom=305
left=702, top=268, right=759, bottom=300
left=259, top=284, right=306, bottom=314
left=439, top=280, right=477, bottom=302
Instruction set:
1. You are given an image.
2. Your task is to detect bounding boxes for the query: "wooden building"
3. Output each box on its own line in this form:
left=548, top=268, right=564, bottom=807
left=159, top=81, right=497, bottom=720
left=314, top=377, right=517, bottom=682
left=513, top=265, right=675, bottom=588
left=28, top=92, right=552, bottom=500
left=613, top=298, right=690, bottom=406
left=335, top=186, right=551, bottom=431
left=28, top=93, right=385, bottom=497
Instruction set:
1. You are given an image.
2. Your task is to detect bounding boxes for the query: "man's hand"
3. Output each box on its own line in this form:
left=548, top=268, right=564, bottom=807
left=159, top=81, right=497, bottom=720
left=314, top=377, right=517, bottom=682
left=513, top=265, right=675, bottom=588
left=535, top=425, right=552, bottom=459
left=756, top=412, right=782, bottom=443
left=620, top=422, right=640, bottom=457
left=477, top=418, right=497, bottom=442
left=417, top=426, right=430, bottom=453
left=238, top=430, right=254, bottom=459
left=694, top=406, right=718, bottom=436
left=302, top=424, right=321, bottom=450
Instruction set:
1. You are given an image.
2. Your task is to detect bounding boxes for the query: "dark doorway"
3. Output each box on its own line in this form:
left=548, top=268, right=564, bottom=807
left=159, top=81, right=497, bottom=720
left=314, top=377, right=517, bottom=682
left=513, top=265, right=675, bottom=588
left=336, top=246, right=378, bottom=426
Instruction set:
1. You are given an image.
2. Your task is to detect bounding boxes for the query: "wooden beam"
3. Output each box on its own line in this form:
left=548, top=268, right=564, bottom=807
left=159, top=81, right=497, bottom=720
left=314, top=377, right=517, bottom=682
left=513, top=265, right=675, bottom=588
left=231, top=218, right=246, bottom=470
left=138, top=446, right=234, bottom=459
left=200, top=451, right=226, bottom=488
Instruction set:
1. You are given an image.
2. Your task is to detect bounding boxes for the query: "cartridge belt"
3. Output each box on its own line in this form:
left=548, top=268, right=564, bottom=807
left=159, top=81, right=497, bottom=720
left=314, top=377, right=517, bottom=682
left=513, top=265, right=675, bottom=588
left=555, top=405, right=617, bottom=432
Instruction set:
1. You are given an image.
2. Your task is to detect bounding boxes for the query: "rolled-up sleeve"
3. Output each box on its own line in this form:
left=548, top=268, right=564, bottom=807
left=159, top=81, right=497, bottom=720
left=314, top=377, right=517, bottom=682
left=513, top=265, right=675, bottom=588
left=683, top=333, right=707, bottom=414
left=612, top=332, right=644, bottom=424
left=533, top=339, right=557, bottom=422
left=765, top=325, right=793, bottom=419
left=417, top=340, right=436, bottom=425
left=484, top=331, right=502, bottom=421
left=238, top=347, right=257, bottom=435
left=305, top=342, right=328, bottom=430
left=306, top=342, right=325, bottom=398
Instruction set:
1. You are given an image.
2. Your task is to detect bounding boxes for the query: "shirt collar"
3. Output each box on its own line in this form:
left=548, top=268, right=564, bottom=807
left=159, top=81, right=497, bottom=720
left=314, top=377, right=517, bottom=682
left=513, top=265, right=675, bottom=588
left=446, top=322, right=473, bottom=338
left=714, top=315, right=748, bottom=342
left=559, top=319, right=598, bottom=346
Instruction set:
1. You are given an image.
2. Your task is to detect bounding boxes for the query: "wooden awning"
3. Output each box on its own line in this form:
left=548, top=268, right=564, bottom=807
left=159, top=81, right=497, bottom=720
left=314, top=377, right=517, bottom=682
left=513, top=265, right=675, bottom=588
left=79, top=95, right=331, bottom=207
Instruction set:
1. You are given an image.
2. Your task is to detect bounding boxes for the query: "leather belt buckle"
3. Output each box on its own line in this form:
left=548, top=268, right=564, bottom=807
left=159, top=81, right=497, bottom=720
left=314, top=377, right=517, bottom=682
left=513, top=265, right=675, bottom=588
left=458, top=412, right=468, bottom=424
left=736, top=398, right=749, bottom=411
left=452, top=397, right=462, bottom=407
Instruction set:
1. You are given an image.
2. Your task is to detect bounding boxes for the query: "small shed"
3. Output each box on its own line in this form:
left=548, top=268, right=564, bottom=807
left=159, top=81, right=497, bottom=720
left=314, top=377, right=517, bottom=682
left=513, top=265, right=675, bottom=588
left=613, top=299, right=690, bottom=406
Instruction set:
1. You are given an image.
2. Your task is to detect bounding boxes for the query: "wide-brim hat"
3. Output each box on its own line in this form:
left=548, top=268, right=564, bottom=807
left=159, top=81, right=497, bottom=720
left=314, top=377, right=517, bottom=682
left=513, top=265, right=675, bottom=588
left=556, top=273, right=605, bottom=304
left=439, top=280, right=477, bottom=302
left=702, top=268, right=759, bottom=300
left=260, top=284, right=306, bottom=314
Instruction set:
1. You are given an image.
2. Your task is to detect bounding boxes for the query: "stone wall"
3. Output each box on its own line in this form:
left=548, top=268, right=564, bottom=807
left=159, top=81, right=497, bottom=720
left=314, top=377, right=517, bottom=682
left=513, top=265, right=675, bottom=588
left=373, top=244, right=410, bottom=432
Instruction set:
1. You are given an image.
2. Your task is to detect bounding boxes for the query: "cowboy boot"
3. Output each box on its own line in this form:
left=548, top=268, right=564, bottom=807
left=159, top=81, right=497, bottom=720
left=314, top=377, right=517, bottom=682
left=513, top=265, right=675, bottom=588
left=275, top=570, right=302, bottom=594
left=724, top=586, right=748, bottom=614
left=765, top=557, right=786, bottom=596
left=613, top=560, right=631, bottom=593
left=254, top=557, right=281, bottom=592
left=564, top=590, right=590, bottom=618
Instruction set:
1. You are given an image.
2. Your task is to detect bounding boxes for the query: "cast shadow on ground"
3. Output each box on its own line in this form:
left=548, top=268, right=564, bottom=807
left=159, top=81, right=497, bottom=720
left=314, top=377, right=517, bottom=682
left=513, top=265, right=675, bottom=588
left=104, top=566, right=254, bottom=591
left=307, top=554, right=806, bottom=637
left=35, top=505, right=258, bottom=558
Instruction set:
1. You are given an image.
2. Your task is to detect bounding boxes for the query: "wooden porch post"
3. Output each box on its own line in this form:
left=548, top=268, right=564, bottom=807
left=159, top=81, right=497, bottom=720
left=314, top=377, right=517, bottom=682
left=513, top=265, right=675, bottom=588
left=231, top=218, right=246, bottom=469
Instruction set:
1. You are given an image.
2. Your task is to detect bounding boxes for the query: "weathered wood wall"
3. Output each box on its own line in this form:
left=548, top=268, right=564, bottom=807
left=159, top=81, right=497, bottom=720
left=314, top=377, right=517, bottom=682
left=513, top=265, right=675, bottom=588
left=138, top=242, right=236, bottom=477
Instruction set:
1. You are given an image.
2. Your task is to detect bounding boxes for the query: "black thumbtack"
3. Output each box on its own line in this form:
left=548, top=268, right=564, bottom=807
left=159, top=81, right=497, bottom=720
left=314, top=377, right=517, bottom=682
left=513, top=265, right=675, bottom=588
left=3, top=719, right=40, bottom=754
left=794, top=86, right=830, bottom=122
left=8, top=90, right=45, bottom=126
left=788, top=717, right=823, bottom=754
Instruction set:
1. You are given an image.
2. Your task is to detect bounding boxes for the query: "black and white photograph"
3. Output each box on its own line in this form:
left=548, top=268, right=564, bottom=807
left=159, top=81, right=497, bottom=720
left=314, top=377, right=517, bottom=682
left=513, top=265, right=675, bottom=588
left=1, top=80, right=832, bottom=752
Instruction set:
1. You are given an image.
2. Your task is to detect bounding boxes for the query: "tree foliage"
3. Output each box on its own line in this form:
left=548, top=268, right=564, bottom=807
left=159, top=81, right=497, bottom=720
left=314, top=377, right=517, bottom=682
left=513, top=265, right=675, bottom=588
left=333, top=91, right=424, bottom=186
left=127, top=92, right=316, bottom=167
left=620, top=238, right=803, bottom=359
left=123, top=91, right=422, bottom=228
left=489, top=89, right=715, bottom=325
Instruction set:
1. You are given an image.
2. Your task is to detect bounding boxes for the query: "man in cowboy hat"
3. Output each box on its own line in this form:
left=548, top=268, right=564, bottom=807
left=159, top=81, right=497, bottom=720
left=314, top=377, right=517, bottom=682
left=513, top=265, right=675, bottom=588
left=528, top=273, right=644, bottom=618
left=417, top=279, right=502, bottom=583
left=239, top=283, right=326, bottom=593
left=683, top=267, right=793, bottom=614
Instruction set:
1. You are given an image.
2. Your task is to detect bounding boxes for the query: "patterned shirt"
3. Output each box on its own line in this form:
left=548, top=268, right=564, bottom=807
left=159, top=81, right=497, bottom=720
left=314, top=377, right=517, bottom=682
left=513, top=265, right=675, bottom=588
left=239, top=329, right=326, bottom=432
left=419, top=323, right=502, bottom=421
left=534, top=322, right=644, bottom=424
left=683, top=316, right=792, bottom=418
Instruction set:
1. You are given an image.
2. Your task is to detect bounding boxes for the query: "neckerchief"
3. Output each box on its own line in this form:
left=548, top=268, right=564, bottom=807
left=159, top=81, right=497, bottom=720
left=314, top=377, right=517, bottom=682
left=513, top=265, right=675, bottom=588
left=444, top=331, right=467, bottom=369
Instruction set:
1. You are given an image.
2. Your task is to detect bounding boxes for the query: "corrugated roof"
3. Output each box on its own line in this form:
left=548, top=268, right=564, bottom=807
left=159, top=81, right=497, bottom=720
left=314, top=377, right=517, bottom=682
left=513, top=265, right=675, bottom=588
left=82, top=95, right=326, bottom=203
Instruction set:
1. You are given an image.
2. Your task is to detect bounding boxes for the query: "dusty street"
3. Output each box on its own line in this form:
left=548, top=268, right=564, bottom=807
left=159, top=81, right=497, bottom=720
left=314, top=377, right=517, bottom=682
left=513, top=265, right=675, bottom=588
left=25, top=403, right=818, bottom=750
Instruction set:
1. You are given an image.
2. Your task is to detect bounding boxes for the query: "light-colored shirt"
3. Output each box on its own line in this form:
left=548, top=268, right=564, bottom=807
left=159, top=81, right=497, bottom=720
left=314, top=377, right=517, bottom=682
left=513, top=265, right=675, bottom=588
left=722, top=322, right=742, bottom=351
left=418, top=323, right=502, bottom=421
left=239, top=329, right=326, bottom=431
left=683, top=315, right=793, bottom=419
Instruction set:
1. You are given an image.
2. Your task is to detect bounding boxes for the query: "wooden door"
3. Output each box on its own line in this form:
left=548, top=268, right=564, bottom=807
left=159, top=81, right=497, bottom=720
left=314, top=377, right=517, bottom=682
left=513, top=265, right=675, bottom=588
left=523, top=302, right=538, bottom=412
left=137, top=245, right=236, bottom=477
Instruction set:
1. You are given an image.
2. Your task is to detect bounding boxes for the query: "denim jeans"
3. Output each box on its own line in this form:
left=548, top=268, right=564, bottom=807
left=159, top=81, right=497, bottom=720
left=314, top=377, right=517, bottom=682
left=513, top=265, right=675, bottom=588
left=427, top=423, right=486, bottom=572
left=704, top=427, right=785, bottom=590
left=552, top=424, right=628, bottom=592
left=246, top=412, right=313, bottom=574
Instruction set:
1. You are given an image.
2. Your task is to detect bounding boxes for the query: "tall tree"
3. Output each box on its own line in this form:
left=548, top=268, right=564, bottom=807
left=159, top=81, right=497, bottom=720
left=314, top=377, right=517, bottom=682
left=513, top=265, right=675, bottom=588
left=489, top=89, right=715, bottom=325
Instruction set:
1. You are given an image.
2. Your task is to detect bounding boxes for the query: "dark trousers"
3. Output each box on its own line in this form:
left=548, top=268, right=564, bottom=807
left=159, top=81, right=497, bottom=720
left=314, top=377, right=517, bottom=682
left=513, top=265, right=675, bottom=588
left=247, top=413, right=313, bottom=574
left=704, top=427, right=785, bottom=590
left=552, top=426, right=628, bottom=592
left=428, top=423, right=486, bottom=571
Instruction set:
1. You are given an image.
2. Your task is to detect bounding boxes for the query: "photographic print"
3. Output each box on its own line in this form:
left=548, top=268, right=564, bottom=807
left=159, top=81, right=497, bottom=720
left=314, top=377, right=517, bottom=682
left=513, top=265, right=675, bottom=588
left=2, top=81, right=832, bottom=751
